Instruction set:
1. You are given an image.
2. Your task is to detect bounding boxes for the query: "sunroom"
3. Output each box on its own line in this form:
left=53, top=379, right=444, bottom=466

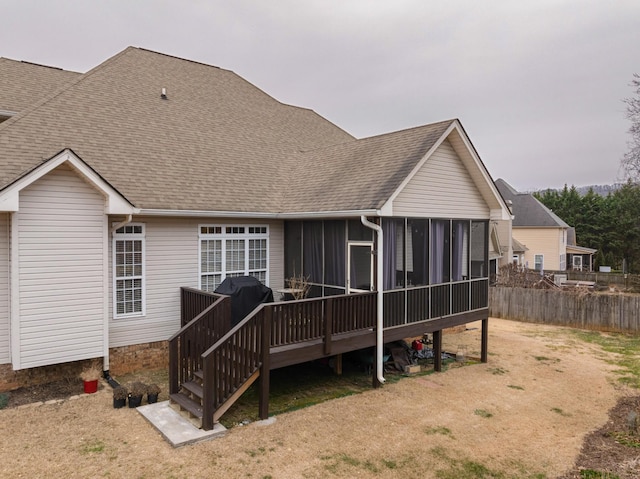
left=283, top=216, right=489, bottom=326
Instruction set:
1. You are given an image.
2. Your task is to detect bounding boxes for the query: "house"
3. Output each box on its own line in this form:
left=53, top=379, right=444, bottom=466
left=495, top=179, right=596, bottom=272
left=0, top=47, right=511, bottom=414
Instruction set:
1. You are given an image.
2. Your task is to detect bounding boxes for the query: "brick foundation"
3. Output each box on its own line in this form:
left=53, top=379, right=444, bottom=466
left=0, top=358, right=101, bottom=393
left=0, top=340, right=169, bottom=392
left=108, top=341, right=168, bottom=376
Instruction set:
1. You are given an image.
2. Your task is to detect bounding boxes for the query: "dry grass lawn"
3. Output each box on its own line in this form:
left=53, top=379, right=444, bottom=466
left=0, top=318, right=630, bottom=478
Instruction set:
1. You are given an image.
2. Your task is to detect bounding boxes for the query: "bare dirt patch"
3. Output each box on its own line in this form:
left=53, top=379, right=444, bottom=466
left=3, top=377, right=84, bottom=407
left=558, top=395, right=640, bottom=478
left=0, top=318, right=635, bottom=478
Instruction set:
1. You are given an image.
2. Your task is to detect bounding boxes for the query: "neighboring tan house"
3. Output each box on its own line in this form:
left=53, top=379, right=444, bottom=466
left=0, top=47, right=511, bottom=410
left=495, top=179, right=595, bottom=272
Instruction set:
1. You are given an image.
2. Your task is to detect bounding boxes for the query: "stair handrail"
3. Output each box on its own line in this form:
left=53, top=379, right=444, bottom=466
left=169, top=290, right=232, bottom=397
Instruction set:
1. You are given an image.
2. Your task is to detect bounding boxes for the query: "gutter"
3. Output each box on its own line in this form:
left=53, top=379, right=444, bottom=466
left=360, top=215, right=386, bottom=385
left=137, top=208, right=379, bottom=219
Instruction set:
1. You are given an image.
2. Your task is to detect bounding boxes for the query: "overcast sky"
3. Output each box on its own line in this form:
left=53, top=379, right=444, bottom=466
left=2, top=1, right=639, bottom=191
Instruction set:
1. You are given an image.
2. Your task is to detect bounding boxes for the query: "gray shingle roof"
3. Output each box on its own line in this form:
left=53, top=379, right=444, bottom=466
left=0, top=58, right=80, bottom=114
left=283, top=121, right=453, bottom=212
left=495, top=178, right=569, bottom=228
left=0, top=47, right=464, bottom=215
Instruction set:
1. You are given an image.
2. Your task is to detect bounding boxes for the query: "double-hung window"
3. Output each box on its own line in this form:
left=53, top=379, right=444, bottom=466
left=534, top=254, right=544, bottom=272
left=199, top=225, right=269, bottom=291
left=113, top=224, right=145, bottom=318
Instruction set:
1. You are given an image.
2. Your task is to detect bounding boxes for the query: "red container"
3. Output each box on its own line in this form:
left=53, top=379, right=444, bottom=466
left=83, top=379, right=98, bottom=394
left=412, top=340, right=423, bottom=351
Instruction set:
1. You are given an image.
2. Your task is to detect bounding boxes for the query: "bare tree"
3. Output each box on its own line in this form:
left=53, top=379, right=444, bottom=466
left=622, top=74, right=640, bottom=181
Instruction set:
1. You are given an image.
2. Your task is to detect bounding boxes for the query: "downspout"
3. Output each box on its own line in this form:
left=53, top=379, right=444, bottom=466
left=360, top=215, right=386, bottom=385
left=110, top=214, right=133, bottom=233
left=104, top=214, right=133, bottom=386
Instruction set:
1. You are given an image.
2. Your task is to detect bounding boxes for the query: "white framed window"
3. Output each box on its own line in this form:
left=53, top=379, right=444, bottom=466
left=534, top=254, right=544, bottom=272
left=560, top=253, right=566, bottom=271
left=199, top=225, right=269, bottom=291
left=113, top=223, right=145, bottom=318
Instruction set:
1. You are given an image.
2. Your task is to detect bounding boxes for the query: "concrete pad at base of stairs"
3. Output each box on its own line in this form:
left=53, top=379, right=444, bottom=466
left=137, top=401, right=227, bottom=447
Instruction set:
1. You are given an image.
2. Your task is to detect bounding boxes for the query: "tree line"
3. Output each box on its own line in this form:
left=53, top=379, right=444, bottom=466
left=534, top=183, right=640, bottom=273
left=532, top=74, right=640, bottom=274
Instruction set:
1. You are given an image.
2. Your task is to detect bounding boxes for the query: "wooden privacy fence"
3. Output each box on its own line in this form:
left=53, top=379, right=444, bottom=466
left=489, top=286, right=640, bottom=333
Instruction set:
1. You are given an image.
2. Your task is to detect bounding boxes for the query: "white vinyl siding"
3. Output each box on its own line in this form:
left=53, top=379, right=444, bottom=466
left=0, top=213, right=9, bottom=363
left=393, top=140, right=489, bottom=219
left=108, top=218, right=284, bottom=348
left=16, top=165, right=106, bottom=369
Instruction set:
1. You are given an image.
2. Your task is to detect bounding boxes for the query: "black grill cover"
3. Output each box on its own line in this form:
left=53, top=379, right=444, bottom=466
left=214, top=276, right=274, bottom=326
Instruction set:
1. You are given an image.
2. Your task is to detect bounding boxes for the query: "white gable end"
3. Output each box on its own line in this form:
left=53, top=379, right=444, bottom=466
left=0, top=149, right=136, bottom=214
left=12, top=164, right=107, bottom=369
left=391, top=139, right=489, bottom=218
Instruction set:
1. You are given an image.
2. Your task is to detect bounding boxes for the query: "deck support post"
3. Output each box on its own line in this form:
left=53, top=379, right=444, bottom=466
left=481, top=318, right=488, bottom=363
left=259, top=308, right=272, bottom=420
left=168, top=338, right=178, bottom=395
left=333, top=353, right=342, bottom=375
left=433, top=330, right=442, bottom=372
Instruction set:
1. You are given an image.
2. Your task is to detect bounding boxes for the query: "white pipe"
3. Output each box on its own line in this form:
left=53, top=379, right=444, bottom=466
left=106, top=214, right=133, bottom=373
left=360, top=215, right=386, bottom=385
left=110, top=214, right=133, bottom=233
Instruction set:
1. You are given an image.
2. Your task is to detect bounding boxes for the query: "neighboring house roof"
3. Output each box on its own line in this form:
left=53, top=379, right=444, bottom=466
left=566, top=244, right=597, bottom=255
left=0, top=47, right=509, bottom=218
left=495, top=178, right=569, bottom=228
left=0, top=57, right=81, bottom=116
left=512, top=237, right=528, bottom=253
left=489, top=223, right=503, bottom=260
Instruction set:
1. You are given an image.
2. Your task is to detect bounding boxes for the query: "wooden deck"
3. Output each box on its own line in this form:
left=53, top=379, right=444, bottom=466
left=169, top=286, right=489, bottom=430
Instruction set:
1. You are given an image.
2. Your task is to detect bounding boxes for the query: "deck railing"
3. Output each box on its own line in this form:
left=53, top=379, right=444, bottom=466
left=201, top=306, right=267, bottom=430
left=383, top=278, right=489, bottom=327
left=169, top=288, right=232, bottom=396
left=180, top=287, right=224, bottom=326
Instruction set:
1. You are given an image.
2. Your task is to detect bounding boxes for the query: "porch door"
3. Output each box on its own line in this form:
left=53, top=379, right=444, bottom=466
left=573, top=255, right=583, bottom=271
left=348, top=242, right=374, bottom=293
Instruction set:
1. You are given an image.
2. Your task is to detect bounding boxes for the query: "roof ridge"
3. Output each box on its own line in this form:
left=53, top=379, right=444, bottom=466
left=19, top=60, right=65, bottom=71
left=135, top=47, right=225, bottom=72
left=0, top=57, right=79, bottom=73
left=298, top=119, right=455, bottom=155
left=356, top=118, right=456, bottom=141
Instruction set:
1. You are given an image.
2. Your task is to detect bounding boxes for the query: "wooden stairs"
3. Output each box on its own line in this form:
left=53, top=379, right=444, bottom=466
left=169, top=370, right=204, bottom=427
left=169, top=369, right=261, bottom=429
